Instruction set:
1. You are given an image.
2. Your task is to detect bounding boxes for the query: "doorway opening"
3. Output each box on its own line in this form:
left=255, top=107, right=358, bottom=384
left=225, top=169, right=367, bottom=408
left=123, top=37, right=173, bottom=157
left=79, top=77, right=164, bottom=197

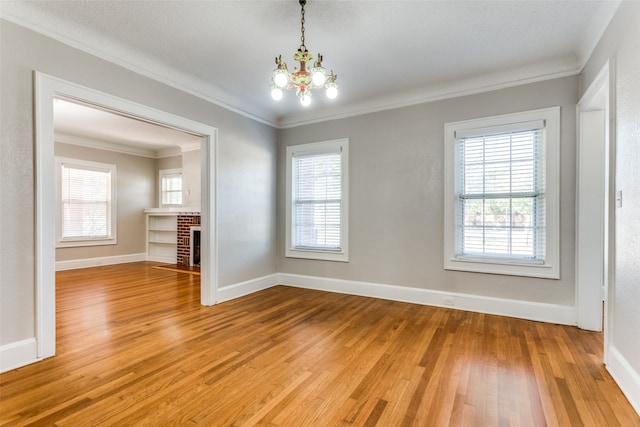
left=576, top=60, right=614, bottom=362
left=35, top=72, right=218, bottom=360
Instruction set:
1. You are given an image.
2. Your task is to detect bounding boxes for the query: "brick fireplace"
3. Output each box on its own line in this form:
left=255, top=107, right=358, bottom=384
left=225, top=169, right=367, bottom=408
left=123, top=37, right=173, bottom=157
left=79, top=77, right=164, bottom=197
left=177, top=214, right=200, bottom=266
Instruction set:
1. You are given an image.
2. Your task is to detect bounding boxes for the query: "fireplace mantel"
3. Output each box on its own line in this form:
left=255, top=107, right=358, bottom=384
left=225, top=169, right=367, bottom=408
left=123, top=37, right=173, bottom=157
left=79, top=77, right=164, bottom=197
left=144, top=207, right=200, bottom=215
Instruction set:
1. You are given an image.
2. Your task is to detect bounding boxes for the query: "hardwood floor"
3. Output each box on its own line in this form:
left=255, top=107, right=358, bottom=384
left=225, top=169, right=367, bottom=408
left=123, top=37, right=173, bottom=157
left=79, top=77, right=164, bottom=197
left=1, top=262, right=638, bottom=426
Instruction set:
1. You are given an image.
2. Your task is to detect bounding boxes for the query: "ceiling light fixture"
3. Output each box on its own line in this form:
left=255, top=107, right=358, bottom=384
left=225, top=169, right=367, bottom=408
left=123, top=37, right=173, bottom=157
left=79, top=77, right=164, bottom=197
left=270, top=0, right=338, bottom=106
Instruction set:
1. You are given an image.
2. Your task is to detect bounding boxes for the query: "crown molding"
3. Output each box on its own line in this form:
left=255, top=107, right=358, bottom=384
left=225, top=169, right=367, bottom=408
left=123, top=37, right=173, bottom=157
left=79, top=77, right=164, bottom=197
left=55, top=132, right=159, bottom=158
left=577, top=0, right=622, bottom=67
left=277, top=67, right=581, bottom=129
left=1, top=1, right=619, bottom=131
left=0, top=7, right=279, bottom=128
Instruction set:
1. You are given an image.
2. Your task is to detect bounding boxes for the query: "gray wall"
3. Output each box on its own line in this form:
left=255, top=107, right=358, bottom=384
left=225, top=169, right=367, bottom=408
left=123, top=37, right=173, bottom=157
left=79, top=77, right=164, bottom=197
left=54, top=142, right=156, bottom=261
left=181, top=149, right=201, bottom=208
left=0, top=19, right=278, bottom=346
left=581, top=0, right=640, bottom=384
left=278, top=76, right=578, bottom=306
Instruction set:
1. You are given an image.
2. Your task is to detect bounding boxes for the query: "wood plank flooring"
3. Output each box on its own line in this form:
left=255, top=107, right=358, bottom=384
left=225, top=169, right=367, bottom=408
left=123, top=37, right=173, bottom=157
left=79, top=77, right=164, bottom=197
left=1, top=262, right=638, bottom=426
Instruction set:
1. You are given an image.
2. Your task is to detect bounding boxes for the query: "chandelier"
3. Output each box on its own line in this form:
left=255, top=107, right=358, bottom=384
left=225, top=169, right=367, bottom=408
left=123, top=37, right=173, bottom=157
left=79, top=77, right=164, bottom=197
left=270, top=0, right=338, bottom=106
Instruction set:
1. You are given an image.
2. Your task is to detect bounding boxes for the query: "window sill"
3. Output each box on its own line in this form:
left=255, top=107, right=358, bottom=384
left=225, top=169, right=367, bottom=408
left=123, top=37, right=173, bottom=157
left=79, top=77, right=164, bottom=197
left=286, top=248, right=349, bottom=262
left=56, top=238, right=117, bottom=248
left=444, top=257, right=559, bottom=279
left=144, top=207, right=200, bottom=214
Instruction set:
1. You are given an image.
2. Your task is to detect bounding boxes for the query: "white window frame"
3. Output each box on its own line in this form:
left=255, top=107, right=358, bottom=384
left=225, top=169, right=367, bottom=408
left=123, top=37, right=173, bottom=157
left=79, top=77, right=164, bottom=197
left=159, top=168, right=183, bottom=207
left=285, top=139, right=349, bottom=262
left=55, top=156, right=117, bottom=248
left=444, top=107, right=560, bottom=279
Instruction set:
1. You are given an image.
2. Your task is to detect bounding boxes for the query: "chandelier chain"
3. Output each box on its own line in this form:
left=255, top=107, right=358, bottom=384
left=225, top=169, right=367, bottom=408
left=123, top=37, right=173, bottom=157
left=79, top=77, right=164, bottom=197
left=300, top=3, right=306, bottom=50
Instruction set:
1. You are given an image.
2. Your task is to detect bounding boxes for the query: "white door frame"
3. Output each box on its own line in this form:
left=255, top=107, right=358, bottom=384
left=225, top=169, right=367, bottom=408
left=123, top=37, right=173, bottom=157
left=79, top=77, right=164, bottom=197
left=34, top=72, right=218, bottom=359
left=575, top=60, right=615, bottom=357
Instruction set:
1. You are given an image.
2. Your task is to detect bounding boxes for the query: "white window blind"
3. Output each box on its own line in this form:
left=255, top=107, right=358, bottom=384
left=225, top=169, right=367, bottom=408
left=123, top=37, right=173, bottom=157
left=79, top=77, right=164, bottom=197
left=161, top=172, right=182, bottom=206
left=292, top=150, right=342, bottom=251
left=286, top=138, right=349, bottom=262
left=455, top=122, right=545, bottom=262
left=60, top=162, right=113, bottom=240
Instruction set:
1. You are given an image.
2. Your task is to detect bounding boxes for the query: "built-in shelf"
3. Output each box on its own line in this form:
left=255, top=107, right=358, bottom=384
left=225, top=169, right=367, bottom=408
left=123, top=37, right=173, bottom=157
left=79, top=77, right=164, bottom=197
left=145, top=209, right=201, bottom=264
left=146, top=213, right=178, bottom=263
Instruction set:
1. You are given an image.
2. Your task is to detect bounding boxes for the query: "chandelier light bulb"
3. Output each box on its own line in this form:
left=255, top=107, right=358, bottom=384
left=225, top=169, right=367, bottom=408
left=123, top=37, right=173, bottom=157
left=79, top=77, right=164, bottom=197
left=273, top=71, right=288, bottom=88
left=300, top=94, right=312, bottom=106
left=326, top=84, right=338, bottom=99
left=271, top=86, right=283, bottom=101
left=312, top=68, right=326, bottom=86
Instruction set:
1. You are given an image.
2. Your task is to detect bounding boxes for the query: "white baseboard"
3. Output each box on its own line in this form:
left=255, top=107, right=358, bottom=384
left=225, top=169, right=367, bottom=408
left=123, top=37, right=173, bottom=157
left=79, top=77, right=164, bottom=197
left=146, top=255, right=177, bottom=264
left=217, top=273, right=280, bottom=303
left=56, top=253, right=147, bottom=271
left=607, top=346, right=640, bottom=416
left=54, top=260, right=576, bottom=326
left=0, top=338, right=39, bottom=373
left=277, top=273, right=576, bottom=326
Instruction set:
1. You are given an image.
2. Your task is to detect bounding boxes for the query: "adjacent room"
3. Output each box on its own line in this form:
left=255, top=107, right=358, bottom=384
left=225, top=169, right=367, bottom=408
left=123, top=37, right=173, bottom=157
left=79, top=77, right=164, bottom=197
left=1, top=0, right=639, bottom=425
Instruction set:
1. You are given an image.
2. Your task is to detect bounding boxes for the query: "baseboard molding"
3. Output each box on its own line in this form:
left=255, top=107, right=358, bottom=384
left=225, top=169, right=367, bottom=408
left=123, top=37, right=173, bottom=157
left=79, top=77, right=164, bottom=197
left=54, top=260, right=577, bottom=326
left=277, top=273, right=576, bottom=326
left=607, top=346, right=640, bottom=416
left=56, top=253, right=147, bottom=271
left=146, top=255, right=177, bottom=264
left=0, top=338, right=39, bottom=373
left=217, top=274, right=280, bottom=303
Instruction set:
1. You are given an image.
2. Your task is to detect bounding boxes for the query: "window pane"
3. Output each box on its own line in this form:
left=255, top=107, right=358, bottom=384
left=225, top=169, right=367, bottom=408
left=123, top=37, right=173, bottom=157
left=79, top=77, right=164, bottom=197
left=457, top=127, right=545, bottom=261
left=293, top=152, right=342, bottom=250
left=161, top=174, right=182, bottom=206
left=460, top=196, right=541, bottom=259
left=61, top=165, right=111, bottom=239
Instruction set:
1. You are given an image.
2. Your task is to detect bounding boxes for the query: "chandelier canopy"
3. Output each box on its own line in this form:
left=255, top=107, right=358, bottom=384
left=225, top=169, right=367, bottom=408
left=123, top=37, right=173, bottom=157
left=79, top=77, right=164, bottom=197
left=270, top=0, right=338, bottom=106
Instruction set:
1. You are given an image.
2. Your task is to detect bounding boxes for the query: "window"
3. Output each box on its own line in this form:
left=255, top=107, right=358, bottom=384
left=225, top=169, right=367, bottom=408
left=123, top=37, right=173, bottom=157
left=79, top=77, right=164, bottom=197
left=444, top=107, right=560, bottom=278
left=159, top=169, right=183, bottom=207
left=56, top=157, right=116, bottom=247
left=285, top=139, right=349, bottom=262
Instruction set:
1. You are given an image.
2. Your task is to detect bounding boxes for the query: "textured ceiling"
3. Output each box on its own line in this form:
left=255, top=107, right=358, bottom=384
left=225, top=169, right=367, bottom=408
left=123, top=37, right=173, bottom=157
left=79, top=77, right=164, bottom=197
left=1, top=0, right=620, bottom=130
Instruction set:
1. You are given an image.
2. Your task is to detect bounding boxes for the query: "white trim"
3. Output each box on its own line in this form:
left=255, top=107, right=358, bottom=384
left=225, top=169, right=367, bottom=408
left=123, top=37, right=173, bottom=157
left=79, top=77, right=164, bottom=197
left=607, top=346, right=640, bottom=416
left=164, top=270, right=577, bottom=326
left=576, top=61, right=610, bottom=332
left=443, top=107, right=561, bottom=279
left=6, top=270, right=580, bottom=373
left=1, top=2, right=621, bottom=131
left=34, top=72, right=57, bottom=360
left=55, top=156, right=118, bottom=247
left=200, top=132, right=218, bottom=306
left=278, top=69, right=581, bottom=129
left=577, top=1, right=622, bottom=73
left=278, top=273, right=576, bottom=325
left=55, top=131, right=159, bottom=158
left=604, top=57, right=617, bottom=366
left=285, top=139, right=349, bottom=262
left=35, top=72, right=218, bottom=359
left=0, top=7, right=275, bottom=128
left=0, top=338, right=39, bottom=373
left=147, top=255, right=177, bottom=264
left=159, top=168, right=183, bottom=208
left=55, top=253, right=147, bottom=271
left=217, top=274, right=280, bottom=303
